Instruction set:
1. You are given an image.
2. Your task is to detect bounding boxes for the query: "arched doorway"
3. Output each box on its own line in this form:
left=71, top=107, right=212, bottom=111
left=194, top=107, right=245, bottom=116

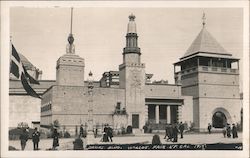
left=212, top=111, right=227, bottom=128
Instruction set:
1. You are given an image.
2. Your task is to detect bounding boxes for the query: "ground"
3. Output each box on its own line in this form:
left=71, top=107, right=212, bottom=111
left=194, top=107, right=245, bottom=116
left=9, top=132, right=242, bottom=150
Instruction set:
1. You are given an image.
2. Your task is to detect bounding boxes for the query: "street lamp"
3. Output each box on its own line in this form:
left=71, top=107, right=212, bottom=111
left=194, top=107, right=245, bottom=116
left=87, top=71, right=95, bottom=143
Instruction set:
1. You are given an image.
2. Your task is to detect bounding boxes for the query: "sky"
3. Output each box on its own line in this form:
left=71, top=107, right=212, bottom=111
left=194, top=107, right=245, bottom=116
left=10, top=7, right=243, bottom=89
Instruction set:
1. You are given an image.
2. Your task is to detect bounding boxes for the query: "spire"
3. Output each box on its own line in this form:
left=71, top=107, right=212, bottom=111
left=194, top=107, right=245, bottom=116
left=123, top=14, right=140, bottom=55
left=181, top=13, right=230, bottom=59
left=66, top=8, right=75, bottom=54
left=127, top=13, right=137, bottom=33
left=202, top=12, right=206, bottom=28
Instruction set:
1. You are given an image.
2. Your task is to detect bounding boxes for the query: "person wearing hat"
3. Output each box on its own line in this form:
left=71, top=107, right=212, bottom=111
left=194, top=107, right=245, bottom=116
left=32, top=127, right=40, bottom=150
left=232, top=123, right=238, bottom=138
left=52, top=128, right=60, bottom=150
left=19, top=128, right=29, bottom=150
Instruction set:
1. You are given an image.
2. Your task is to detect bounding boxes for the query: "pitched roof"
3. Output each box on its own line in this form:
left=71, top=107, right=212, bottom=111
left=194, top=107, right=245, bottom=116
left=19, top=53, right=36, bottom=70
left=181, top=27, right=230, bottom=59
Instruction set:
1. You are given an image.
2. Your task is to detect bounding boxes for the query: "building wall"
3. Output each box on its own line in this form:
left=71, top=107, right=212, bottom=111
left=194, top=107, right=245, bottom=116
left=178, top=96, right=193, bottom=127
left=199, top=98, right=241, bottom=131
left=121, top=63, right=146, bottom=130
left=145, top=84, right=181, bottom=98
left=41, top=85, right=125, bottom=133
left=9, top=95, right=41, bottom=128
left=56, top=54, right=85, bottom=86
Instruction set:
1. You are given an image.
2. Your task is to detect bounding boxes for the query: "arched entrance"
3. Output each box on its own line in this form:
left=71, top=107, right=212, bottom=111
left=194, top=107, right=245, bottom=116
left=212, top=111, right=227, bottom=128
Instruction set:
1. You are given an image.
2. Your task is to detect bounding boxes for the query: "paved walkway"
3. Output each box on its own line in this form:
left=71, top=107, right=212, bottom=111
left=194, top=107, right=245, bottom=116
left=9, top=132, right=242, bottom=150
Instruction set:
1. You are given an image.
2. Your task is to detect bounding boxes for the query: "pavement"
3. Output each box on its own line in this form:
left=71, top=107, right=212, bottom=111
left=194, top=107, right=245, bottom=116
left=9, top=132, right=242, bottom=150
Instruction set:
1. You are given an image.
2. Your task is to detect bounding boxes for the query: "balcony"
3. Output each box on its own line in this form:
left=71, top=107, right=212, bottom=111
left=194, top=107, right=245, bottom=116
left=175, top=66, right=239, bottom=78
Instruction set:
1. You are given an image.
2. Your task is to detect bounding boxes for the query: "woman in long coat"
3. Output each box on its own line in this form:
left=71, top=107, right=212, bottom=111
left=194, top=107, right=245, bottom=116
left=52, top=128, right=59, bottom=150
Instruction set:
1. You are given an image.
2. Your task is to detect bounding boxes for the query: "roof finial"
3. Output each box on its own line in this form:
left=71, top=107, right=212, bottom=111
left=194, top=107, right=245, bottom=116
left=129, top=13, right=135, bottom=21
left=68, top=7, right=74, bottom=45
left=202, top=12, right=206, bottom=28
left=66, top=7, right=75, bottom=54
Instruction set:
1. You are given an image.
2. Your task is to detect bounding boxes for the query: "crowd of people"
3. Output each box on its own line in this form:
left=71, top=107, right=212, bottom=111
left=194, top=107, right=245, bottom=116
left=163, top=122, right=184, bottom=143
left=222, top=123, right=238, bottom=138
left=18, top=122, right=239, bottom=150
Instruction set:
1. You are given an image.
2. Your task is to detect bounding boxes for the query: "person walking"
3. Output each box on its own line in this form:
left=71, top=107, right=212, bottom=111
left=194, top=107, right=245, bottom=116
left=107, top=125, right=113, bottom=142
left=207, top=123, right=212, bottom=134
left=172, top=124, right=178, bottom=143
left=179, top=122, right=184, bottom=139
left=102, top=124, right=109, bottom=142
left=19, top=128, right=29, bottom=150
left=32, top=127, right=40, bottom=150
left=52, top=128, right=60, bottom=150
left=232, top=124, right=238, bottom=138
left=163, top=124, right=168, bottom=139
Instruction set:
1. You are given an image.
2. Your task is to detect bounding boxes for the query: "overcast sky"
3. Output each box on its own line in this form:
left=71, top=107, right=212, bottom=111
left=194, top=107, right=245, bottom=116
left=10, top=7, right=243, bottom=89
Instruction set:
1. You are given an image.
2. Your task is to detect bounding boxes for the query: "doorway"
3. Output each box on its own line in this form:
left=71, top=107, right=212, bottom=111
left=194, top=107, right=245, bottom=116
left=212, top=111, right=227, bottom=128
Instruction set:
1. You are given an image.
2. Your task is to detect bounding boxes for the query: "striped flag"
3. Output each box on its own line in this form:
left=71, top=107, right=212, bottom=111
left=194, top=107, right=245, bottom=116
left=10, top=44, right=41, bottom=99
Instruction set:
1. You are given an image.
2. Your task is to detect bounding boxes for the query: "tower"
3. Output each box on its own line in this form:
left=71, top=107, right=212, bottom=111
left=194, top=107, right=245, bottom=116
left=119, top=14, right=146, bottom=131
left=56, top=8, right=85, bottom=86
left=174, top=13, right=241, bottom=131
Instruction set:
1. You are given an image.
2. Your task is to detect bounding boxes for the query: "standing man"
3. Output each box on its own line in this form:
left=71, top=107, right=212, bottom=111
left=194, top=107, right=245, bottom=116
left=79, top=124, right=84, bottom=137
left=179, top=122, right=184, bottom=139
left=32, top=127, right=40, bottom=150
left=232, top=124, right=238, bottom=138
left=226, top=124, right=231, bottom=138
left=19, top=128, right=29, bottom=150
left=207, top=123, right=212, bottom=134
left=52, top=128, right=60, bottom=150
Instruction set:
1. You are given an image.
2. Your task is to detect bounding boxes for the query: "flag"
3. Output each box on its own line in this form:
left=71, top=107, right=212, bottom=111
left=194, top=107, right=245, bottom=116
left=10, top=44, right=41, bottom=99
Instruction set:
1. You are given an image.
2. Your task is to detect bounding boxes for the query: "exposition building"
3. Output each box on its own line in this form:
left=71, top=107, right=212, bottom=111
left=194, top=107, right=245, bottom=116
left=9, top=14, right=242, bottom=134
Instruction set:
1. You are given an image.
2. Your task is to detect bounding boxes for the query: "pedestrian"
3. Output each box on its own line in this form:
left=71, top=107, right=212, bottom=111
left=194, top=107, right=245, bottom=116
left=232, top=124, right=238, bottom=138
left=19, top=128, right=29, bottom=150
left=207, top=123, right=212, bottom=134
left=143, top=124, right=148, bottom=133
left=167, top=124, right=173, bottom=142
left=179, top=122, right=184, bottom=139
left=107, top=125, right=113, bottom=142
left=79, top=124, right=84, bottom=137
left=102, top=125, right=109, bottom=142
left=52, top=128, right=59, bottom=150
left=152, top=134, right=161, bottom=145
left=226, top=124, right=231, bottom=138
left=222, top=126, right=227, bottom=138
left=32, top=127, right=40, bottom=150
left=73, top=135, right=84, bottom=150
left=172, top=124, right=178, bottom=142
left=164, top=124, right=168, bottom=139
left=94, top=128, right=98, bottom=138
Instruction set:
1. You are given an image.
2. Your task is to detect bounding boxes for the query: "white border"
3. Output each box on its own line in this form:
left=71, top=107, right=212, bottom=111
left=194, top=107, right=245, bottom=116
left=1, top=1, right=249, bottom=158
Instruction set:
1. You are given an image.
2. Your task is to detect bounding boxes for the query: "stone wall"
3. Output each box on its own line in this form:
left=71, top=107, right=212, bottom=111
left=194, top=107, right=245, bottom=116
left=145, top=84, right=181, bottom=98
left=199, top=98, right=241, bottom=131
left=9, top=95, right=41, bottom=128
left=41, top=85, right=125, bottom=134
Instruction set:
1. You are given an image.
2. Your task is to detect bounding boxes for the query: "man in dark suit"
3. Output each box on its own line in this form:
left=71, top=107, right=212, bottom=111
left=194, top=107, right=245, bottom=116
left=179, top=122, right=184, bottom=139
left=32, top=127, right=40, bottom=150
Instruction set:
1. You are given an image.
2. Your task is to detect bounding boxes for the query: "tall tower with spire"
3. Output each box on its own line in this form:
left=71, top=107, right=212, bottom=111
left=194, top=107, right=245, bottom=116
left=174, top=13, right=241, bottom=131
left=56, top=8, right=85, bottom=86
left=119, top=14, right=146, bottom=131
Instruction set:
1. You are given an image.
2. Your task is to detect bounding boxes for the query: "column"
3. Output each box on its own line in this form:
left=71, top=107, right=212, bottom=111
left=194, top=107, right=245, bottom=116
left=155, top=105, right=159, bottom=124
left=167, top=106, right=171, bottom=124
left=145, top=105, right=148, bottom=124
